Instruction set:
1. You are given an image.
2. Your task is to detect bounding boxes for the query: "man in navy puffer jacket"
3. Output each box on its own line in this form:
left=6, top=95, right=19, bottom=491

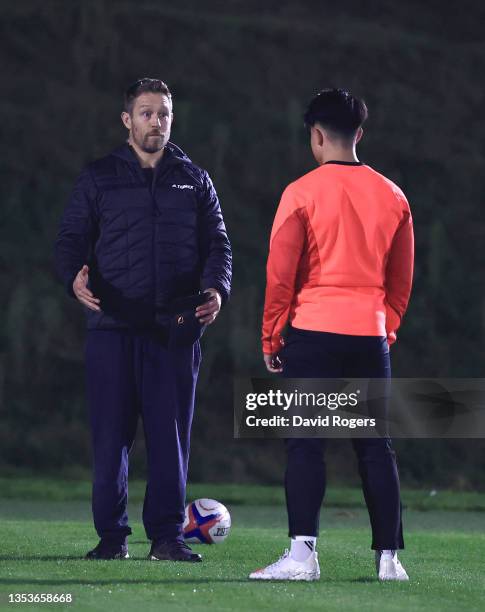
left=54, top=78, right=232, bottom=562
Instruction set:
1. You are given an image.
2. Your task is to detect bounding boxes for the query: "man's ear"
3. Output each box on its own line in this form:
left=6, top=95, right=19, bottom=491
left=355, top=126, right=364, bottom=144
left=121, top=111, right=131, bottom=131
left=314, top=125, right=324, bottom=147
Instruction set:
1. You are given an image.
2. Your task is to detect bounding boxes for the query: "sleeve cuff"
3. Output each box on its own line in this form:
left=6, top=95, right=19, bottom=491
left=262, top=336, right=285, bottom=355
left=202, top=282, right=230, bottom=307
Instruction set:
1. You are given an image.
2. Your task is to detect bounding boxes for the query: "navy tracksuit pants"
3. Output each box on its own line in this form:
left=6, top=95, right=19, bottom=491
left=84, top=329, right=201, bottom=545
left=280, top=325, right=404, bottom=550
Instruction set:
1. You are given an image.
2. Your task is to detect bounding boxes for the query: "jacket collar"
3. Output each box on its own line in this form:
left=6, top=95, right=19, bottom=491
left=111, top=140, right=192, bottom=167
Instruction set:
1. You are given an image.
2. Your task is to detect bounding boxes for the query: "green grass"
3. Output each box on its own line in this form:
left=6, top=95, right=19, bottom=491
left=1, top=481, right=485, bottom=611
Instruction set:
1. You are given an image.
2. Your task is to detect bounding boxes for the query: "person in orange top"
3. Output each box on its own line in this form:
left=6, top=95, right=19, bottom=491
left=250, top=89, right=414, bottom=582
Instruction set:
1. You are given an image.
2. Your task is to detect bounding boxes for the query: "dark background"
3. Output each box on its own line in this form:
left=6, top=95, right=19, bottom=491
left=1, top=0, right=485, bottom=488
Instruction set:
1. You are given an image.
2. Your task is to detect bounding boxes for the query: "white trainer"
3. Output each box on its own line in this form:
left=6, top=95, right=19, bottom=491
left=249, top=549, right=320, bottom=581
left=375, top=550, right=409, bottom=581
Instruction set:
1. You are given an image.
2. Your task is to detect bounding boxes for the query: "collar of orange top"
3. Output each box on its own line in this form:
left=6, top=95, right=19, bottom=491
left=324, top=160, right=363, bottom=166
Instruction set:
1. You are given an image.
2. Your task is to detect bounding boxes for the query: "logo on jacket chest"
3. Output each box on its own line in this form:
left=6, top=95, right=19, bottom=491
left=172, top=184, right=195, bottom=190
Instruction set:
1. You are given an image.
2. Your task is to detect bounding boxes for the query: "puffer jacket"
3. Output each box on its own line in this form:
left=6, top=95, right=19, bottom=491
left=54, top=141, right=232, bottom=331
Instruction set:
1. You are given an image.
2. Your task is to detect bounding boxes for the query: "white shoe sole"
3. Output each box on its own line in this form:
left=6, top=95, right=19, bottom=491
left=249, top=570, right=320, bottom=581
left=379, top=572, right=409, bottom=581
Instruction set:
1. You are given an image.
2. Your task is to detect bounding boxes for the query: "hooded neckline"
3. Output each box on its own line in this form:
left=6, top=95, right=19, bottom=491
left=109, top=141, right=193, bottom=189
left=111, top=141, right=192, bottom=166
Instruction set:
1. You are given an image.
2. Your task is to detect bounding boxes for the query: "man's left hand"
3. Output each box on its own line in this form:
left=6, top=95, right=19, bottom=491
left=263, top=353, right=283, bottom=373
left=195, top=288, right=222, bottom=325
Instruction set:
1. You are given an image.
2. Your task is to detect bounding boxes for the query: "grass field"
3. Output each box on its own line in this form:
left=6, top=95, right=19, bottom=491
left=1, top=480, right=484, bottom=611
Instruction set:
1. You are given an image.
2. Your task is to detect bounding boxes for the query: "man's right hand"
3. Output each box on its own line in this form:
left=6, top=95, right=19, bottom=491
left=73, top=264, right=101, bottom=311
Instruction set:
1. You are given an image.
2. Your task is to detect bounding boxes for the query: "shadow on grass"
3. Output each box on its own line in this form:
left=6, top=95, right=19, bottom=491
left=0, top=556, right=84, bottom=561
left=0, top=578, right=249, bottom=586
left=0, top=555, right=217, bottom=562
left=0, top=576, right=383, bottom=586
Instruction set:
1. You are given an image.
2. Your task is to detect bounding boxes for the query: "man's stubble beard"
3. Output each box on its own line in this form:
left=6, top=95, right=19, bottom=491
left=141, top=134, right=165, bottom=153
left=132, top=125, right=168, bottom=153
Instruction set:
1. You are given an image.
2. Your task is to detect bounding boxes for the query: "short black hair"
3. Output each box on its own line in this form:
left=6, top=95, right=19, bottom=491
left=303, top=88, right=368, bottom=141
left=124, top=78, right=172, bottom=114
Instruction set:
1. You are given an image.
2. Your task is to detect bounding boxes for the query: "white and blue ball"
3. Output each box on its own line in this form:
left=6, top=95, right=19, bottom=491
left=183, top=498, right=231, bottom=544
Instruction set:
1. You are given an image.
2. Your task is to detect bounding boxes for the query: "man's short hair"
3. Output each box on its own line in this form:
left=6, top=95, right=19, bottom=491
left=303, top=88, right=368, bottom=142
left=124, top=78, right=172, bottom=114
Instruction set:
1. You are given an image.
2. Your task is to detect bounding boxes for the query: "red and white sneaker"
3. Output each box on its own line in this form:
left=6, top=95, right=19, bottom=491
left=375, top=550, right=409, bottom=581
left=249, top=549, right=320, bottom=581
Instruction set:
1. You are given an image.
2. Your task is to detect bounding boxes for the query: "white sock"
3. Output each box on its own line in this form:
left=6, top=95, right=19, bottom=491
left=379, top=549, right=396, bottom=558
left=290, top=536, right=316, bottom=561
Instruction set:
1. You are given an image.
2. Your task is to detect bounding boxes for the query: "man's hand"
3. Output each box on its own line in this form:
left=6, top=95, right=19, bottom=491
left=195, top=288, right=221, bottom=325
left=73, top=264, right=101, bottom=312
left=263, top=353, right=283, bottom=374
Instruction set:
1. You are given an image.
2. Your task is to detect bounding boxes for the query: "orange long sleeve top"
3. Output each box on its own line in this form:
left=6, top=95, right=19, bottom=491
left=262, top=161, right=414, bottom=355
